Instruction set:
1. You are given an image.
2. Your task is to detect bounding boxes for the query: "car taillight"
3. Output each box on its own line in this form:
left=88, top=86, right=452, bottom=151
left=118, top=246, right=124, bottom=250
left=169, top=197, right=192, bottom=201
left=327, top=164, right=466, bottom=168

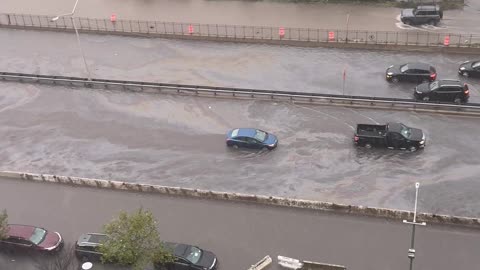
left=430, top=73, right=436, bottom=79
left=465, top=89, right=469, bottom=95
left=354, top=136, right=359, bottom=141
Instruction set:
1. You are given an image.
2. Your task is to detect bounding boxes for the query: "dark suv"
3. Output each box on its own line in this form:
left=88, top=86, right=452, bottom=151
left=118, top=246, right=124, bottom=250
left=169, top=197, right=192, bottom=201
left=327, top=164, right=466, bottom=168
left=414, top=79, right=469, bottom=104
left=401, top=5, right=443, bottom=26
left=75, top=233, right=218, bottom=270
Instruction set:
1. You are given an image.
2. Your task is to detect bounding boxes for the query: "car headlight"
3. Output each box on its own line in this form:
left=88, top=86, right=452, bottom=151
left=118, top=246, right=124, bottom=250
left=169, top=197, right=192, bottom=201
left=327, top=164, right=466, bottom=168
left=419, top=140, right=425, bottom=144
left=387, top=72, right=393, bottom=76
left=460, top=67, right=466, bottom=70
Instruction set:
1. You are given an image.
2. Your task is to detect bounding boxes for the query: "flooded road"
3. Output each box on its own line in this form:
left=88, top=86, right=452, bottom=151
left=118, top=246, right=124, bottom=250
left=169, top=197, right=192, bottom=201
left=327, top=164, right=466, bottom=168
left=1, top=29, right=479, bottom=102
left=1, top=81, right=480, bottom=217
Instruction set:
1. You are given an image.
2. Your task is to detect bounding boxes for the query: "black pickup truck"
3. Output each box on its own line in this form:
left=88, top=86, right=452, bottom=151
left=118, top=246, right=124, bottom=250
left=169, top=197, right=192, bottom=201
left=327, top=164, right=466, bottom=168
left=354, top=123, right=425, bottom=151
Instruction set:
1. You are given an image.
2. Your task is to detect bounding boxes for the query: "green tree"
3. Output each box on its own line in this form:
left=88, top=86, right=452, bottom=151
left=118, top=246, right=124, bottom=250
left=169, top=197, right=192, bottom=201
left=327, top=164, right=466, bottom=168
left=0, top=209, right=8, bottom=240
left=99, top=208, right=174, bottom=270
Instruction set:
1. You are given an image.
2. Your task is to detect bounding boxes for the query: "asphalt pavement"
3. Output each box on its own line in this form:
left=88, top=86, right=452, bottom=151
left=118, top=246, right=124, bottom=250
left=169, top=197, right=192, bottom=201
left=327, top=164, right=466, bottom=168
left=1, top=0, right=479, bottom=34
left=0, top=177, right=480, bottom=270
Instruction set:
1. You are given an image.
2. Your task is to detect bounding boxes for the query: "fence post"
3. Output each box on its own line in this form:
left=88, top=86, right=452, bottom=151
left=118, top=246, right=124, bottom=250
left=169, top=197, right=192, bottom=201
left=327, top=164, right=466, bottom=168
left=457, top=34, right=462, bottom=47
left=469, top=34, right=472, bottom=47
left=21, top=14, right=26, bottom=27
left=416, top=31, right=419, bottom=45
left=7, top=14, right=11, bottom=25
left=426, top=32, right=429, bottom=46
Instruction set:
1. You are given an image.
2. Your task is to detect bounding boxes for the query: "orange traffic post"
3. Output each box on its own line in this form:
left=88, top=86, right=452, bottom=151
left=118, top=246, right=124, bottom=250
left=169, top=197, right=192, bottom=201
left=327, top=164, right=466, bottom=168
left=188, top=24, right=194, bottom=35
left=328, top=31, right=335, bottom=42
left=279, top=27, right=285, bottom=38
left=443, top=35, right=450, bottom=46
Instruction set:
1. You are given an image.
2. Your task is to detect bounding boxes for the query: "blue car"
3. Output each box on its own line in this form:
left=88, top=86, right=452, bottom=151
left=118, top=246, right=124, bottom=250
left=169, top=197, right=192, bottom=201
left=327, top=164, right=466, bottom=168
left=226, top=128, right=278, bottom=150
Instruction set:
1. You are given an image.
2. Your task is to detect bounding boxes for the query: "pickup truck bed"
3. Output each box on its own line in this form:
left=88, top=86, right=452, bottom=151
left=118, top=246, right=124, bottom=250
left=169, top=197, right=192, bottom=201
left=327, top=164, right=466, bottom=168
left=356, top=124, right=387, bottom=138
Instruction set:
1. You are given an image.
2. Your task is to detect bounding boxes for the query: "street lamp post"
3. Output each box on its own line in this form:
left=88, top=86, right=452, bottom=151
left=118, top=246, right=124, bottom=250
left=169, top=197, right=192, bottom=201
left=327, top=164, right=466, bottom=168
left=51, top=0, right=92, bottom=81
left=403, top=182, right=427, bottom=270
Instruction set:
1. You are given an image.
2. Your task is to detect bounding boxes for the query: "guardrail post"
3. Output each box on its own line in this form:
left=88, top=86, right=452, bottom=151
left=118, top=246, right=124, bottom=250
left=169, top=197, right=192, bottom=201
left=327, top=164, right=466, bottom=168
left=468, top=34, right=472, bottom=47
left=416, top=31, right=419, bottom=45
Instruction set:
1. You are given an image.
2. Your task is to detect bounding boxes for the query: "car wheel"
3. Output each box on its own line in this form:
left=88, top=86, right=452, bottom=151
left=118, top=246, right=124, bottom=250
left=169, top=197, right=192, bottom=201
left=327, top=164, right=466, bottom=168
left=391, top=77, right=399, bottom=83
left=462, top=71, right=469, bottom=77
left=364, top=143, right=372, bottom=149
left=454, top=97, right=462, bottom=104
left=428, top=20, right=436, bottom=26
left=409, top=146, right=417, bottom=152
left=404, top=20, right=412, bottom=25
left=232, top=144, right=239, bottom=149
left=422, top=96, right=430, bottom=102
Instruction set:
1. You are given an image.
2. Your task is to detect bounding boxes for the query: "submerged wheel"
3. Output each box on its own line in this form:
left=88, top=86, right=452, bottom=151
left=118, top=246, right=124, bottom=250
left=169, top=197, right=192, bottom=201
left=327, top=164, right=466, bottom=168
left=422, top=96, right=430, bottom=102
left=409, top=146, right=417, bottom=152
left=391, top=77, right=399, bottom=83
left=364, top=143, right=372, bottom=149
left=454, top=97, right=462, bottom=104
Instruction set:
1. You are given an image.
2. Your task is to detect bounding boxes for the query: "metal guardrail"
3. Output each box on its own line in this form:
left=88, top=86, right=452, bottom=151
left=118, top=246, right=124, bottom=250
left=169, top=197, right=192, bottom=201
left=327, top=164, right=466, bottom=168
left=1, top=71, right=480, bottom=116
left=0, top=13, right=479, bottom=48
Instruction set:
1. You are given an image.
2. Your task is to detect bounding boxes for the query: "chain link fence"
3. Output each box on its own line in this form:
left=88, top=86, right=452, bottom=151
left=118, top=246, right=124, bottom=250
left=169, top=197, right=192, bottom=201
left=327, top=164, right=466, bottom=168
left=1, top=13, right=479, bottom=48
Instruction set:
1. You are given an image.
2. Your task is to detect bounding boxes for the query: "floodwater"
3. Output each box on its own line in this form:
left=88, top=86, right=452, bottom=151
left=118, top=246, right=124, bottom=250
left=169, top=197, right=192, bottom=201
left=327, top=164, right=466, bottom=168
left=1, top=81, right=480, bottom=217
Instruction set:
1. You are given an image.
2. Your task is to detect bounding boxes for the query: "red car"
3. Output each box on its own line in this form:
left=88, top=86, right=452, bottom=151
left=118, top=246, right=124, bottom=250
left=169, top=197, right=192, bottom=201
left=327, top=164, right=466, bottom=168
left=0, top=224, right=63, bottom=253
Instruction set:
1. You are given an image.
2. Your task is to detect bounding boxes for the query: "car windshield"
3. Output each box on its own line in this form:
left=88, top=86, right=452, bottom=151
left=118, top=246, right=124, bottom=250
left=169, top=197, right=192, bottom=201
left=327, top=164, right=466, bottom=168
left=29, top=227, right=47, bottom=245
left=231, top=129, right=239, bottom=137
left=253, top=130, right=267, bottom=142
left=472, top=61, right=480, bottom=68
left=185, top=246, right=202, bottom=264
left=400, top=64, right=409, bottom=73
left=400, top=125, right=412, bottom=139
left=429, top=81, right=439, bottom=90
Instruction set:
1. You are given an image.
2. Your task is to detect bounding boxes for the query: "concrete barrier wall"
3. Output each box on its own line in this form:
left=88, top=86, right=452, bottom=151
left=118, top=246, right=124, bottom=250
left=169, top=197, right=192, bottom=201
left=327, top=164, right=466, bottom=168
left=0, top=171, right=479, bottom=228
left=302, top=261, right=346, bottom=270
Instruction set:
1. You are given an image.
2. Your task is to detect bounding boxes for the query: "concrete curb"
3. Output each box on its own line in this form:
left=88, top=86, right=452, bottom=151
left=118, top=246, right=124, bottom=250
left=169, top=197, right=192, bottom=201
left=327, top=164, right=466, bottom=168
left=1, top=171, right=479, bottom=228
left=1, top=25, right=479, bottom=54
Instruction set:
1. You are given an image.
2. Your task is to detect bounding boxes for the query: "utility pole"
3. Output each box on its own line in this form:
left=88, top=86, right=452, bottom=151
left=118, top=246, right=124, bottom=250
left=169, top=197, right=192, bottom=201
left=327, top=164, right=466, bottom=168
left=403, top=182, right=427, bottom=270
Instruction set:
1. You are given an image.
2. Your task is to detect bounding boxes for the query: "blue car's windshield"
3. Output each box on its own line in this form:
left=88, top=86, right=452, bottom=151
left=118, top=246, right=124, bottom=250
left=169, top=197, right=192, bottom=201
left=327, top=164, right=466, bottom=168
left=254, top=130, right=267, bottom=142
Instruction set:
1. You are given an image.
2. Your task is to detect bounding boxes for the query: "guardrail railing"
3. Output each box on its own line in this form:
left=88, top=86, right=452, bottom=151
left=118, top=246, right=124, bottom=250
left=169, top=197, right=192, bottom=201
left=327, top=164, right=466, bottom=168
left=1, top=71, right=480, bottom=116
left=0, top=13, right=479, bottom=48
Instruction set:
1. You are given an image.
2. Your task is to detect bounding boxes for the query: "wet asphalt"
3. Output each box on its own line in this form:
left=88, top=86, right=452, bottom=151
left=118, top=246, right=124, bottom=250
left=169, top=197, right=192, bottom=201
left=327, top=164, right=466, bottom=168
left=0, top=178, right=480, bottom=270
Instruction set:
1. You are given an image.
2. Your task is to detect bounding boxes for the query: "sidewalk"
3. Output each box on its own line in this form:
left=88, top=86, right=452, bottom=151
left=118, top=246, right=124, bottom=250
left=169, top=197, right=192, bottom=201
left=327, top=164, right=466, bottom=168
left=3, top=0, right=479, bottom=34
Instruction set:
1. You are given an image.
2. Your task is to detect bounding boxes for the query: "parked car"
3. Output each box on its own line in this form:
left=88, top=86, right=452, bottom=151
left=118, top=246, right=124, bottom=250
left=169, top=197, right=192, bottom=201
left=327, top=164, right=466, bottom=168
left=386, top=63, right=437, bottom=83
left=400, top=5, right=443, bottom=26
left=226, top=128, right=278, bottom=150
left=354, top=123, right=425, bottom=151
left=75, top=233, right=218, bottom=270
left=414, top=79, right=469, bottom=103
left=458, top=60, right=480, bottom=78
left=0, top=224, right=63, bottom=253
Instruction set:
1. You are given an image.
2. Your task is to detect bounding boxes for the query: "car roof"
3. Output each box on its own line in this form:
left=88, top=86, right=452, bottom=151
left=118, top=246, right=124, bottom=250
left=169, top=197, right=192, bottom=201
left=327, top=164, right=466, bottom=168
left=77, top=233, right=108, bottom=247
left=231, top=128, right=259, bottom=138
left=416, top=5, right=440, bottom=10
left=164, top=242, right=196, bottom=258
left=405, top=62, right=432, bottom=70
left=7, top=224, right=36, bottom=239
left=438, top=79, right=462, bottom=86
